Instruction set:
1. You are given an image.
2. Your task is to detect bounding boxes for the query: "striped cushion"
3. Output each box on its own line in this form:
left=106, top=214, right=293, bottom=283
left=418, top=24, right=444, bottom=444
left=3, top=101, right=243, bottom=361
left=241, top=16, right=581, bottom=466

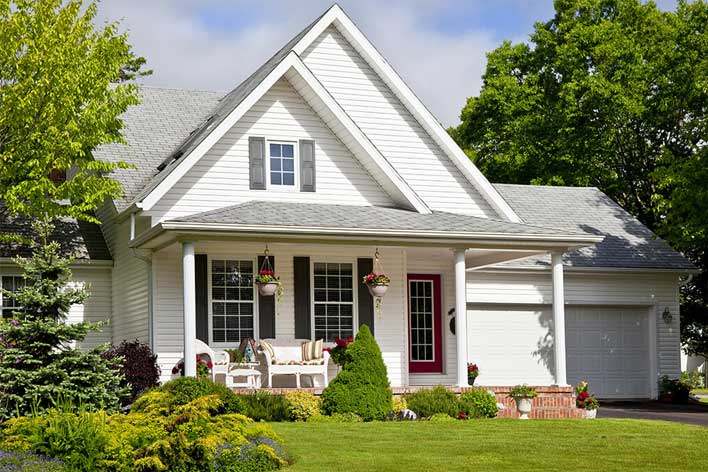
left=260, top=340, right=276, bottom=364
left=301, top=339, right=324, bottom=361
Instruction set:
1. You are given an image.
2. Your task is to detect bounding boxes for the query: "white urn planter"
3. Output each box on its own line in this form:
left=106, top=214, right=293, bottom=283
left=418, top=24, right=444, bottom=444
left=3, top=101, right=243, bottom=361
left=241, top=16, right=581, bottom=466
left=257, top=282, right=279, bottom=297
left=514, top=397, right=533, bottom=420
left=585, top=409, right=597, bottom=419
left=367, top=284, right=389, bottom=297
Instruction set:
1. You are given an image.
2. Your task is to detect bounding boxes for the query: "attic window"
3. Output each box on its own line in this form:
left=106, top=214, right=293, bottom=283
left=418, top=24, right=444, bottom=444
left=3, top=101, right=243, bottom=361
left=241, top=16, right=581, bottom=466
left=268, top=142, right=296, bottom=187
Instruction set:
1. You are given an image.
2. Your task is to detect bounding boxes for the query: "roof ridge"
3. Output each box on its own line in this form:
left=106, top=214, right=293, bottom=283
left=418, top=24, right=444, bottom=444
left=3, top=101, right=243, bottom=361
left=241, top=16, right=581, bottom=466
left=137, top=84, right=225, bottom=94
left=493, top=183, right=600, bottom=191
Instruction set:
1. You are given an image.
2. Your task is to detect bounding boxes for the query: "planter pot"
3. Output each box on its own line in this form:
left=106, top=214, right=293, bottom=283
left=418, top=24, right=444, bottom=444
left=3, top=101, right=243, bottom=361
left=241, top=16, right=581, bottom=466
left=367, top=284, right=389, bottom=297
left=468, top=376, right=477, bottom=387
left=585, top=409, right=597, bottom=419
left=514, top=397, right=533, bottom=420
left=257, top=282, right=279, bottom=297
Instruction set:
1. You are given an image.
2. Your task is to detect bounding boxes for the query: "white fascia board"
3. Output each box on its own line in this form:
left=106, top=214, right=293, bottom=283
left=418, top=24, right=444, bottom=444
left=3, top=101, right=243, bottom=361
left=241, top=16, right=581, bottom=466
left=287, top=58, right=430, bottom=213
left=139, top=51, right=429, bottom=214
left=292, top=5, right=522, bottom=223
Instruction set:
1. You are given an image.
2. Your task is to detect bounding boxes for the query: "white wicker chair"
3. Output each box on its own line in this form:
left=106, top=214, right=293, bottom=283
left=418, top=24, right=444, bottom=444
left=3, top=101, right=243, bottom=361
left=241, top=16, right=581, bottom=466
left=259, top=339, right=330, bottom=388
left=194, top=339, right=230, bottom=383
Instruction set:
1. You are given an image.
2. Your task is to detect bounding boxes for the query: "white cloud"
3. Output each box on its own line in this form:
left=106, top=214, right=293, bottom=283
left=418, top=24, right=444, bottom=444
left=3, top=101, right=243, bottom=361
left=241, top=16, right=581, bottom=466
left=96, top=0, right=500, bottom=126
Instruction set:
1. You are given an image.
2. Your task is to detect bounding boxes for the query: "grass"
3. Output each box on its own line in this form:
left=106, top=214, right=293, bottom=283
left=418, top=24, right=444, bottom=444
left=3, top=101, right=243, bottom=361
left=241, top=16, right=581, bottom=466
left=272, top=419, right=708, bottom=471
left=692, top=388, right=708, bottom=395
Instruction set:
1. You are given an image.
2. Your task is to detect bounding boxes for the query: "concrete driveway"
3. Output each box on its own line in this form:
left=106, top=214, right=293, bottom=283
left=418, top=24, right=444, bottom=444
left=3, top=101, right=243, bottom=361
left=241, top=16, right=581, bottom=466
left=599, top=401, right=708, bottom=427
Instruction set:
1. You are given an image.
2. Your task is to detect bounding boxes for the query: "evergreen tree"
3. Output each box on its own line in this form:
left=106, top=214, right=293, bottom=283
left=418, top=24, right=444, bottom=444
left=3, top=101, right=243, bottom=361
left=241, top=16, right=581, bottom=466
left=0, top=221, right=127, bottom=419
left=321, top=325, right=392, bottom=421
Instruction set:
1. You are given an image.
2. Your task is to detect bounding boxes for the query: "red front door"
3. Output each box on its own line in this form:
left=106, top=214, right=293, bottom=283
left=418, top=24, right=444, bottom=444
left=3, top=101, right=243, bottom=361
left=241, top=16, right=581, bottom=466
left=407, top=274, right=443, bottom=374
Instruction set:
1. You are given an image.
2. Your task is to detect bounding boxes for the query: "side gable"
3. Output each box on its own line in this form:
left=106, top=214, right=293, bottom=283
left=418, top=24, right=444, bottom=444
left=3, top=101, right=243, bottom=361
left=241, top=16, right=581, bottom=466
left=148, top=77, right=396, bottom=222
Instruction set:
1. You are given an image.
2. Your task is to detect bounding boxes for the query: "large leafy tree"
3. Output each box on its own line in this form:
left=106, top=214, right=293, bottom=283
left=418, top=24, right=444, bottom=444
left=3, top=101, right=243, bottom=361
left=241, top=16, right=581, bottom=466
left=0, top=0, right=149, bottom=224
left=451, top=0, right=707, bottom=367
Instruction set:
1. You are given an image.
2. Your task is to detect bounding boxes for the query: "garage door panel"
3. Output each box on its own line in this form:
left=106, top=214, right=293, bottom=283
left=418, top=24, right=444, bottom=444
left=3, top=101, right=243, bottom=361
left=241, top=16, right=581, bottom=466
left=566, top=306, right=650, bottom=399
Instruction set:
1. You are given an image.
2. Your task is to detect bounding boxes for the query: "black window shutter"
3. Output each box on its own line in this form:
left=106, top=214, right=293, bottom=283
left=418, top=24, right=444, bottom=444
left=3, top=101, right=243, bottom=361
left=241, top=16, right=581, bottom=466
left=357, top=258, right=375, bottom=336
left=299, top=139, right=316, bottom=192
left=249, top=136, right=266, bottom=190
left=258, top=255, right=276, bottom=339
left=195, top=254, right=209, bottom=343
left=294, top=256, right=311, bottom=339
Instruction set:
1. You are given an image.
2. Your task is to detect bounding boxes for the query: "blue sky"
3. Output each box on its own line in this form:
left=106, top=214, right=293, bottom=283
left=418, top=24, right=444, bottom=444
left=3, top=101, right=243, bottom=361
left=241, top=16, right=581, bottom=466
left=98, top=0, right=678, bottom=125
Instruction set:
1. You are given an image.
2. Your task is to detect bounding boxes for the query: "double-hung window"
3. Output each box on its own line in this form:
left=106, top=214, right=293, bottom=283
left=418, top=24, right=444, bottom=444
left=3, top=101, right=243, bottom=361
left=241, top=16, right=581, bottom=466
left=210, top=260, right=255, bottom=344
left=268, top=142, right=296, bottom=188
left=0, top=275, right=24, bottom=318
left=313, top=262, right=354, bottom=342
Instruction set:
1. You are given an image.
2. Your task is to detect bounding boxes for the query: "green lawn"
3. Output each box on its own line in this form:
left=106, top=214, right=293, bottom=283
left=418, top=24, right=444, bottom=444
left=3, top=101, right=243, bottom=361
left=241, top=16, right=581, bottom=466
left=693, top=388, right=708, bottom=395
left=271, top=419, right=708, bottom=472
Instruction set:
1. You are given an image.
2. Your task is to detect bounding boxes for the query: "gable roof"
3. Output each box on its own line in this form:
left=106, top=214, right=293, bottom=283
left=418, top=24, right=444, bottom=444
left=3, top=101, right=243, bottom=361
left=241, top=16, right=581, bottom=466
left=494, top=184, right=695, bottom=270
left=0, top=208, right=111, bottom=261
left=103, top=4, right=517, bottom=221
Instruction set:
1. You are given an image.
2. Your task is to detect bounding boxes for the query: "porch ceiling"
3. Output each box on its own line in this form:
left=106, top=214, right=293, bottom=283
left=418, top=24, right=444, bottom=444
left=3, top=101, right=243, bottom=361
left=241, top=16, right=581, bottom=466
left=133, top=201, right=603, bottom=251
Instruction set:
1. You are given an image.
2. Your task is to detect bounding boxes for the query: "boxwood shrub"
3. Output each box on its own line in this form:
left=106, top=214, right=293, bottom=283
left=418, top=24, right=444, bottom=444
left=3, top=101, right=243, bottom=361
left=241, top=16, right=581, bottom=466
left=404, top=386, right=459, bottom=418
left=459, top=388, right=498, bottom=418
left=131, top=377, right=244, bottom=414
left=238, top=391, right=290, bottom=422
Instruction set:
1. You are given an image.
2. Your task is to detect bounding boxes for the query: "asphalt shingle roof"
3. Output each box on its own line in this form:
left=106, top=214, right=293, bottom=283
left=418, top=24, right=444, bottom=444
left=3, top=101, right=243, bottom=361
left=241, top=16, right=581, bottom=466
left=93, top=87, right=223, bottom=212
left=494, top=184, right=695, bottom=270
left=0, top=209, right=111, bottom=261
left=168, top=200, right=589, bottom=238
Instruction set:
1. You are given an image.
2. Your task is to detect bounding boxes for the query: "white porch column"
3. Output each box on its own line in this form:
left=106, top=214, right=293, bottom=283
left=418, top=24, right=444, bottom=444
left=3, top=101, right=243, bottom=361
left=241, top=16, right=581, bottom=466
left=552, top=252, right=568, bottom=386
left=182, top=241, right=197, bottom=377
left=454, top=249, right=469, bottom=387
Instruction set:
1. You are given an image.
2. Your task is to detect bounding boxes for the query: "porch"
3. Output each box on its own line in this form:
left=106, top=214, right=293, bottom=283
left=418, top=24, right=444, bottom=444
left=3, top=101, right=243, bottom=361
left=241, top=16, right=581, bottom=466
left=129, top=201, right=601, bottom=389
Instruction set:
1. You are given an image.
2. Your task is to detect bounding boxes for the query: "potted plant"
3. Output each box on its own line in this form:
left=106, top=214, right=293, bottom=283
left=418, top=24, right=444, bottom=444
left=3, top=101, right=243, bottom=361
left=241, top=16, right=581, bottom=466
left=467, top=363, right=479, bottom=386
left=255, top=268, right=283, bottom=300
left=508, top=385, right=537, bottom=420
left=324, top=335, right=354, bottom=367
left=575, top=381, right=600, bottom=419
left=363, top=272, right=390, bottom=297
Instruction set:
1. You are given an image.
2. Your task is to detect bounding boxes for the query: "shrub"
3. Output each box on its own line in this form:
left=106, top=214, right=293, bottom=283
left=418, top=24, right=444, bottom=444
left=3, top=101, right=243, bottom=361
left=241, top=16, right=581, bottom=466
left=0, top=451, right=67, bottom=472
left=321, top=325, right=392, bottom=421
left=239, top=392, right=289, bottom=422
left=0, top=230, right=127, bottom=420
left=680, top=370, right=704, bottom=390
left=404, top=386, right=459, bottom=418
left=0, top=395, right=288, bottom=472
left=306, top=412, right=362, bottom=423
left=284, top=392, right=321, bottom=421
left=659, top=375, right=691, bottom=403
left=103, top=340, right=160, bottom=403
left=428, top=413, right=456, bottom=423
left=131, top=377, right=243, bottom=414
left=392, top=396, right=407, bottom=413
left=459, top=389, right=498, bottom=418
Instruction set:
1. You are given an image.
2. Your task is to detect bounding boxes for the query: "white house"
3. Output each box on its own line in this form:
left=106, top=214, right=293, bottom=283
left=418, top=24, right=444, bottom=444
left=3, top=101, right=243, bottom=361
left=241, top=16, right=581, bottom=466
left=0, top=5, right=696, bottom=399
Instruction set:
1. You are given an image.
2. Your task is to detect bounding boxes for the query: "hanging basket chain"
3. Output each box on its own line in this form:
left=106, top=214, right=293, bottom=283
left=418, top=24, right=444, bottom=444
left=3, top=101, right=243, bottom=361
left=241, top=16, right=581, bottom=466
left=259, top=244, right=273, bottom=273
left=373, top=248, right=385, bottom=274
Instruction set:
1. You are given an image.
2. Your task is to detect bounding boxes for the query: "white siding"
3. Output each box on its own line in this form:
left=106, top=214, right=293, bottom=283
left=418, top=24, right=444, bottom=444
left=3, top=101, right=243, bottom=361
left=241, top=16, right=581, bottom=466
left=466, top=269, right=682, bottom=380
left=301, top=26, right=497, bottom=218
left=97, top=203, right=150, bottom=343
left=67, top=268, right=113, bottom=349
left=149, top=78, right=394, bottom=223
left=152, top=242, right=407, bottom=386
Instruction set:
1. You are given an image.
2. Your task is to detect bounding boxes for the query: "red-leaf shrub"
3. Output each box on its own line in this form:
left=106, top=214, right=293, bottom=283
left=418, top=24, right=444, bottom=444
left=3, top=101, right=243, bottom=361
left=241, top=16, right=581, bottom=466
left=104, top=339, right=160, bottom=402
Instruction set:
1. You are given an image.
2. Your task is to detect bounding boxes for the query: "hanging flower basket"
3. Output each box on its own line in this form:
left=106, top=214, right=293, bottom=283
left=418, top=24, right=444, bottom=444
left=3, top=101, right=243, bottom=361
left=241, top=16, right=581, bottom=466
left=363, top=272, right=390, bottom=297
left=255, top=268, right=283, bottom=301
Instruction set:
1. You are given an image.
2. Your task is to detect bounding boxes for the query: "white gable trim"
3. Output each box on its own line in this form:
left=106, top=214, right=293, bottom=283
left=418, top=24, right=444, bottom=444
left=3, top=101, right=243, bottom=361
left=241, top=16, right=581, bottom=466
left=291, top=5, right=521, bottom=223
left=139, top=52, right=429, bottom=214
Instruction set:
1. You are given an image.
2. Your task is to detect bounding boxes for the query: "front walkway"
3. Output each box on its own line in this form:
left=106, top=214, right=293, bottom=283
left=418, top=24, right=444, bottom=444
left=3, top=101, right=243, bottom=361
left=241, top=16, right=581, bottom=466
left=599, top=401, right=708, bottom=427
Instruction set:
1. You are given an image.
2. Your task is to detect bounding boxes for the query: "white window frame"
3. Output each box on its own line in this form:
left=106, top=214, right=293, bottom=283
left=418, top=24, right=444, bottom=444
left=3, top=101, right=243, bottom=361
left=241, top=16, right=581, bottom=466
left=207, top=254, right=259, bottom=348
left=0, top=274, right=23, bottom=319
left=266, top=140, right=298, bottom=191
left=310, top=258, right=358, bottom=342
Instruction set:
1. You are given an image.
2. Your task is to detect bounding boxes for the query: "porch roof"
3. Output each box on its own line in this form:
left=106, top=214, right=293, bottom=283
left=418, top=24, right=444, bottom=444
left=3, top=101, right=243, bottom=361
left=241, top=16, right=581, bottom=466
left=133, top=201, right=603, bottom=250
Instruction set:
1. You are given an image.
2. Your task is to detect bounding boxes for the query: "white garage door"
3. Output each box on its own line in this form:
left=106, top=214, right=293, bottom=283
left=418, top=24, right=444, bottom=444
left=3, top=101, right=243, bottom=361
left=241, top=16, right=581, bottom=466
left=566, top=306, right=651, bottom=399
